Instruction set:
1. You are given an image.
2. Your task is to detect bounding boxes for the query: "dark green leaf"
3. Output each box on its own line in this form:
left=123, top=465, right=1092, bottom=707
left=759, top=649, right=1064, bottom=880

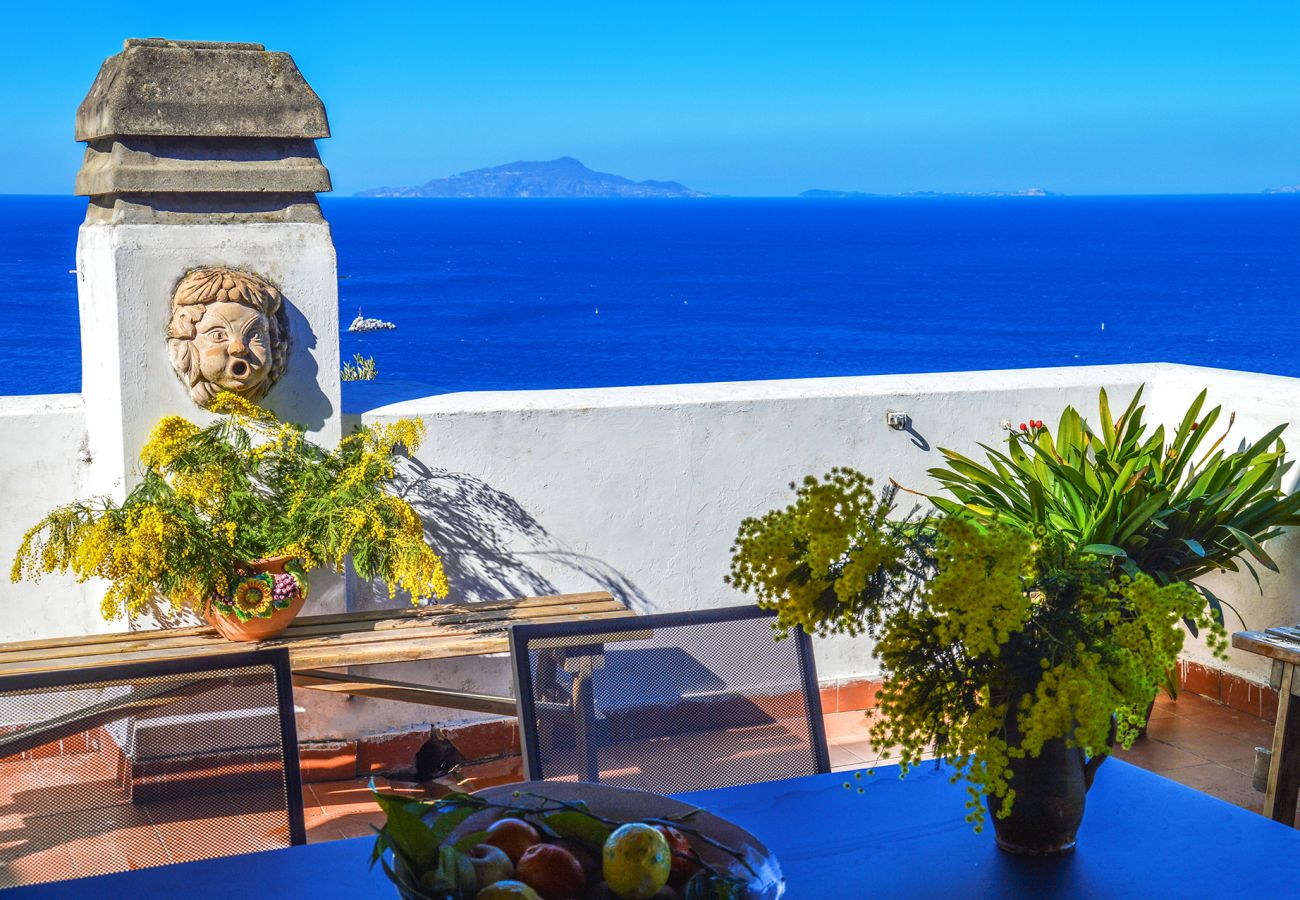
left=1222, top=525, right=1279, bottom=572
left=538, top=810, right=614, bottom=849
left=451, top=829, right=491, bottom=854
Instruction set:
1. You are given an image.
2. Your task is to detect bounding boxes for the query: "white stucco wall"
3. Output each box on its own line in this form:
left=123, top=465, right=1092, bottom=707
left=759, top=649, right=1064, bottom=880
left=0, top=395, right=101, bottom=639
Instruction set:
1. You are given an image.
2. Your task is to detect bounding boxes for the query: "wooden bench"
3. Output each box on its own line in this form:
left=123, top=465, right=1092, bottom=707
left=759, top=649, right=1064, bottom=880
left=0, top=591, right=634, bottom=718
left=1231, top=626, right=1300, bottom=826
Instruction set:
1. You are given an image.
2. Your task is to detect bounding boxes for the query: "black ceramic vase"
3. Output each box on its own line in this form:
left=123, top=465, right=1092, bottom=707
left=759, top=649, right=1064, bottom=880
left=986, top=712, right=1109, bottom=856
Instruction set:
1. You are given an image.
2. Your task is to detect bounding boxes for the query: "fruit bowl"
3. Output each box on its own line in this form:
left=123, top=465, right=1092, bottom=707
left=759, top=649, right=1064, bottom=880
left=459, top=781, right=784, bottom=899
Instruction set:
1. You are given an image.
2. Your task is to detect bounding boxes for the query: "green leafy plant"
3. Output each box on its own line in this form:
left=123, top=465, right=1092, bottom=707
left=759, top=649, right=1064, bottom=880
left=11, top=392, right=448, bottom=620
left=341, top=353, right=379, bottom=382
left=727, top=470, right=1225, bottom=828
left=371, top=788, right=749, bottom=899
left=924, top=387, right=1300, bottom=630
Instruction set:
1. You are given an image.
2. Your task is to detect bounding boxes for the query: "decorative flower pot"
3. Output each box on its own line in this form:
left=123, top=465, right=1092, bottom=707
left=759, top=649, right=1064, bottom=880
left=203, top=556, right=309, bottom=642
left=986, top=712, right=1108, bottom=856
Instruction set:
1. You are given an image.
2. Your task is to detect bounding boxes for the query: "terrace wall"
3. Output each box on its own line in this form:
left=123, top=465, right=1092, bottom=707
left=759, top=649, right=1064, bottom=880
left=353, top=361, right=1300, bottom=734
left=0, top=395, right=99, bottom=639
left=2, top=363, right=1298, bottom=745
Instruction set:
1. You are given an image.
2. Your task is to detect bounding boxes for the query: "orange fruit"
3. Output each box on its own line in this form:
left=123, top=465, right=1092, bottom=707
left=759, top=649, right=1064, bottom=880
left=515, top=843, right=587, bottom=899
left=484, top=817, right=542, bottom=865
left=654, top=825, right=699, bottom=887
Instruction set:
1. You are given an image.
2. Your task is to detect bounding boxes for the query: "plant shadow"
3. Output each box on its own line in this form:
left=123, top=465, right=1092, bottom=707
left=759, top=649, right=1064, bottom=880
left=348, top=456, right=648, bottom=611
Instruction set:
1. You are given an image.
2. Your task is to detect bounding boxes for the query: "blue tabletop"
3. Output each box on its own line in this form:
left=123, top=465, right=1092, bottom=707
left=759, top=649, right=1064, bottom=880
left=7, top=759, right=1299, bottom=899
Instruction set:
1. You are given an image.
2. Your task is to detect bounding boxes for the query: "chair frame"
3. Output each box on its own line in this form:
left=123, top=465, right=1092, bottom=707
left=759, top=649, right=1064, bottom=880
left=0, top=647, right=306, bottom=846
left=509, top=604, right=831, bottom=784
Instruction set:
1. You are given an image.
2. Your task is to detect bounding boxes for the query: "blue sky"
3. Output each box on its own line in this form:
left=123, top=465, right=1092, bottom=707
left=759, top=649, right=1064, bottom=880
left=4, top=2, right=1299, bottom=196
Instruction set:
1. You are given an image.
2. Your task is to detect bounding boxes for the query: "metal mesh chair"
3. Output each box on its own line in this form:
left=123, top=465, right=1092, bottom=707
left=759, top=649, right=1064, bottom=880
left=510, top=605, right=830, bottom=793
left=0, top=649, right=304, bottom=889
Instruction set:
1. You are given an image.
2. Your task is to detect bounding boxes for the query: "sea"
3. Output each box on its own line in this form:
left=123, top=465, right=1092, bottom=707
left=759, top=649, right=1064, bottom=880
left=2, top=195, right=1298, bottom=413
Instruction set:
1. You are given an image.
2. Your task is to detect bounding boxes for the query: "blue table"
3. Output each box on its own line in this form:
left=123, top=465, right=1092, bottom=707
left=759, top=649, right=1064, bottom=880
left=8, top=760, right=1300, bottom=899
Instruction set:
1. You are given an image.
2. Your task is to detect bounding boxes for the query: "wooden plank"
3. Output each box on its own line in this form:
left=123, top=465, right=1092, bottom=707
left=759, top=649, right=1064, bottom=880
left=0, top=608, right=638, bottom=676
left=0, top=595, right=627, bottom=668
left=292, top=669, right=516, bottom=716
left=0, top=591, right=616, bottom=655
left=528, top=629, right=656, bottom=651
left=289, top=610, right=638, bottom=669
left=1233, top=631, right=1300, bottom=668
left=1264, top=662, right=1300, bottom=825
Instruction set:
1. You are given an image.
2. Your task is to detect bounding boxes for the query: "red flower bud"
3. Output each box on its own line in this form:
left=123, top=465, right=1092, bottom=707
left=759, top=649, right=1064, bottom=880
left=1020, top=423, right=1028, bottom=431
left=1190, top=422, right=1198, bottom=430
left=1035, top=420, right=1044, bottom=429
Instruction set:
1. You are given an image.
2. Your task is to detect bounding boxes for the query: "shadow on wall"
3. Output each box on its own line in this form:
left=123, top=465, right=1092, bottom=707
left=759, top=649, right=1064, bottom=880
left=348, top=457, right=648, bottom=611
left=267, top=299, right=334, bottom=433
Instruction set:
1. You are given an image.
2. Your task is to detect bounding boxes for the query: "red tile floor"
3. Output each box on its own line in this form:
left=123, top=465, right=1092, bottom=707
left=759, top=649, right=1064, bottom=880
left=0, top=691, right=1290, bottom=887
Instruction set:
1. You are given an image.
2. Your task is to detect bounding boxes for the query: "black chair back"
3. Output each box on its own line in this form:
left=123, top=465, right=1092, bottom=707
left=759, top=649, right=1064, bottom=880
left=0, top=649, right=304, bottom=889
left=510, top=605, right=830, bottom=793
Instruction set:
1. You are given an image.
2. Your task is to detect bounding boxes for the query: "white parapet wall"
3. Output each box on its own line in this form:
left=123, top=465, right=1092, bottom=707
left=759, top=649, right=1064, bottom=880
left=351, top=360, right=1300, bottom=730
left=1, top=362, right=1297, bottom=742
left=0, top=395, right=101, bottom=639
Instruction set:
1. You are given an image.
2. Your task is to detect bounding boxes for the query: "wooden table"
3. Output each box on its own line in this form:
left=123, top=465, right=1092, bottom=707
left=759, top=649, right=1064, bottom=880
left=0, top=591, right=632, bottom=716
left=7, top=760, right=1300, bottom=899
left=1232, top=626, right=1300, bottom=826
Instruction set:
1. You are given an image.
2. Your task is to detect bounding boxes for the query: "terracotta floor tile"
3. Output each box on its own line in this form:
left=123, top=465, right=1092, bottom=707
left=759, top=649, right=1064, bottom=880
left=0, top=838, right=78, bottom=889
left=308, top=779, right=390, bottom=817
left=62, top=807, right=169, bottom=878
left=1113, top=738, right=1208, bottom=772
left=1167, top=694, right=1264, bottom=731
left=1165, top=763, right=1267, bottom=812
left=1153, top=729, right=1258, bottom=771
left=451, top=757, right=526, bottom=792
left=324, top=811, right=384, bottom=840
left=1145, top=715, right=1227, bottom=743
left=834, top=739, right=898, bottom=767
left=822, top=711, right=877, bottom=743
left=147, top=791, right=287, bottom=863
left=828, top=745, right=866, bottom=770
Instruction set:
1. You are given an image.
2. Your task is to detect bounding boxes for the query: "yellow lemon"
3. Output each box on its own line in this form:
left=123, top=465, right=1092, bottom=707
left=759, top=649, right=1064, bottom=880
left=601, top=823, right=671, bottom=899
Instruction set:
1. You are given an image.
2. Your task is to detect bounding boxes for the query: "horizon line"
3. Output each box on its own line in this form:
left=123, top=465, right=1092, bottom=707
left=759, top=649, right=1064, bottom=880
left=2, top=190, right=1298, bottom=200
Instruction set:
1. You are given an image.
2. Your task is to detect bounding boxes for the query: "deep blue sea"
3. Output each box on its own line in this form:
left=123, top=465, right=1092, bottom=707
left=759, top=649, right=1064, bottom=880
left=2, top=195, right=1297, bottom=412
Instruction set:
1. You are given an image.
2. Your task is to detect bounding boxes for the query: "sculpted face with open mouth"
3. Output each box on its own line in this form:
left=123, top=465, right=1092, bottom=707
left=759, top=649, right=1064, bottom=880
left=167, top=267, right=291, bottom=408
left=195, top=301, right=271, bottom=392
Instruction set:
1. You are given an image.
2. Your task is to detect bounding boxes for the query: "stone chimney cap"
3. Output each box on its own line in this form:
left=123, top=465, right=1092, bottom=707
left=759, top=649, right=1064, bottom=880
left=76, top=38, right=330, bottom=142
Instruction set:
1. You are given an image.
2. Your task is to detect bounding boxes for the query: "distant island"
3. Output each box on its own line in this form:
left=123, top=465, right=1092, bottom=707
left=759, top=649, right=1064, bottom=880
left=1264, top=185, right=1300, bottom=194
left=357, top=157, right=708, bottom=199
left=801, top=188, right=1062, bottom=199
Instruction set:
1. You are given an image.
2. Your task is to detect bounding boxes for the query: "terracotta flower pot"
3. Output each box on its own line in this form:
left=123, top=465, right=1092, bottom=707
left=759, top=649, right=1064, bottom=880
left=204, top=556, right=309, bottom=642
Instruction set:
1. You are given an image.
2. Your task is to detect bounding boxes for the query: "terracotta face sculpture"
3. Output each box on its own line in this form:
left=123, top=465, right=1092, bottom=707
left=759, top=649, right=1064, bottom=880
left=167, top=267, right=290, bottom=407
